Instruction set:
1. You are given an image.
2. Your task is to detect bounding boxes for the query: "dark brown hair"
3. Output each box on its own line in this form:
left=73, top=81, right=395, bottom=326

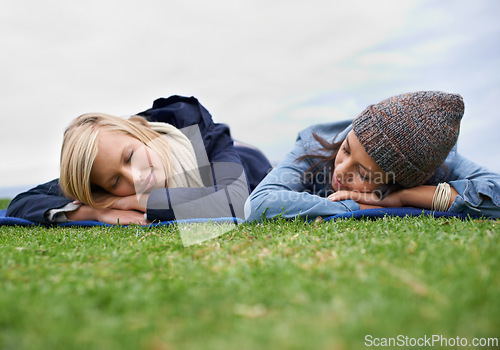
left=296, top=132, right=342, bottom=184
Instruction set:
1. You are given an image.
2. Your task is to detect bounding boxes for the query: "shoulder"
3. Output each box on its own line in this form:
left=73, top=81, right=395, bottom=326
left=137, top=95, right=213, bottom=129
left=297, top=119, right=353, bottom=149
left=149, top=95, right=201, bottom=109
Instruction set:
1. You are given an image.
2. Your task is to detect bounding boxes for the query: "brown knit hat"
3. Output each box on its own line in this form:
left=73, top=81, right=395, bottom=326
left=352, top=91, right=464, bottom=188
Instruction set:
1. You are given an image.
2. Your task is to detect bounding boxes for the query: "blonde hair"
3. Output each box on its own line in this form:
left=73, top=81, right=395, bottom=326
left=60, top=113, right=202, bottom=207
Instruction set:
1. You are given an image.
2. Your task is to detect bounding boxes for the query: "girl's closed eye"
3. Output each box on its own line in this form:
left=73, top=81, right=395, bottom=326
left=126, top=150, right=133, bottom=164
left=342, top=144, right=350, bottom=155
left=110, top=150, right=132, bottom=189
left=358, top=170, right=369, bottom=181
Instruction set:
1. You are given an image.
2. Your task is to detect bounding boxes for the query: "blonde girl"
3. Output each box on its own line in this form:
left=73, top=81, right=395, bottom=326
left=7, top=95, right=272, bottom=224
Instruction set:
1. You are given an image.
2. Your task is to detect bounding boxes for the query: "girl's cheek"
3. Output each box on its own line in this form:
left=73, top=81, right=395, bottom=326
left=334, top=153, right=342, bottom=167
left=362, top=183, right=379, bottom=193
left=113, top=183, right=136, bottom=197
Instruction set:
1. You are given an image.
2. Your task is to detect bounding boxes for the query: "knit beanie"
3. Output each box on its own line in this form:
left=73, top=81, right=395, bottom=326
left=352, top=91, right=464, bottom=188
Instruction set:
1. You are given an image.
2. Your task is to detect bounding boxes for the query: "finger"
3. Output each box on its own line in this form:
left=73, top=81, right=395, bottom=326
left=329, top=191, right=380, bottom=204
left=115, top=218, right=150, bottom=226
left=328, top=192, right=343, bottom=202
left=125, top=220, right=150, bottom=226
left=128, top=212, right=151, bottom=226
left=328, top=191, right=355, bottom=202
left=130, top=214, right=150, bottom=226
left=328, top=193, right=341, bottom=202
left=135, top=219, right=151, bottom=226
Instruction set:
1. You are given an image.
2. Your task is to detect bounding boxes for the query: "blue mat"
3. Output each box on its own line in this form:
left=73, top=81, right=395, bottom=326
left=0, top=209, right=243, bottom=227
left=324, top=207, right=475, bottom=221
left=0, top=208, right=475, bottom=227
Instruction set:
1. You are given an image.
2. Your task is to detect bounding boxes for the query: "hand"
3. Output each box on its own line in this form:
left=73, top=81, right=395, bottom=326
left=87, top=192, right=149, bottom=213
left=95, top=207, right=149, bottom=225
left=108, top=194, right=149, bottom=213
left=328, top=190, right=405, bottom=208
left=67, top=204, right=150, bottom=225
left=328, top=185, right=459, bottom=211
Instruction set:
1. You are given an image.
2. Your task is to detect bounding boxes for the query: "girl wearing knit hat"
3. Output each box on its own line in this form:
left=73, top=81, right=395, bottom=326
left=245, top=91, right=500, bottom=221
left=7, top=95, right=272, bottom=225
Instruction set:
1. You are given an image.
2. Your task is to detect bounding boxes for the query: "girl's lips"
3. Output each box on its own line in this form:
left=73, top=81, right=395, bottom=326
left=139, top=169, right=155, bottom=193
left=333, top=174, right=343, bottom=191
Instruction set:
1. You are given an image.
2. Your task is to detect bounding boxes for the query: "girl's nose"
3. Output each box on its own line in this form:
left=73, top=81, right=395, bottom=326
left=131, top=164, right=152, bottom=188
left=130, top=146, right=153, bottom=183
left=337, top=161, right=354, bottom=183
left=123, top=166, right=136, bottom=188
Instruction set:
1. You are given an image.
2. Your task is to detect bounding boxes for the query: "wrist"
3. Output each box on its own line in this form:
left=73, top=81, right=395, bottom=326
left=396, top=185, right=438, bottom=210
left=398, top=188, right=410, bottom=207
left=66, top=204, right=97, bottom=221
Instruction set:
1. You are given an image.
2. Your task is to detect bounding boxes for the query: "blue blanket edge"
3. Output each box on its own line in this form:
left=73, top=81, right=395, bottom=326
left=0, top=209, right=243, bottom=227
left=323, top=207, right=477, bottom=221
left=0, top=207, right=480, bottom=227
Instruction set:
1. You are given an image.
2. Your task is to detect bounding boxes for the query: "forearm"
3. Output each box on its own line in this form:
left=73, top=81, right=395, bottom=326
left=66, top=204, right=149, bottom=225
left=66, top=205, right=99, bottom=221
left=6, top=179, right=73, bottom=224
left=399, top=185, right=459, bottom=211
left=45, top=202, right=82, bottom=223
left=437, top=152, right=500, bottom=217
left=246, top=189, right=360, bottom=222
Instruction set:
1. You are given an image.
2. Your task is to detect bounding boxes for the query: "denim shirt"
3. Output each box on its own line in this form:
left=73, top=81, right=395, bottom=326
left=245, top=120, right=500, bottom=222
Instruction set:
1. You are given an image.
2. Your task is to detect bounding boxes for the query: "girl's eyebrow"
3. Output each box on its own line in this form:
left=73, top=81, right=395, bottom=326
left=346, top=134, right=371, bottom=174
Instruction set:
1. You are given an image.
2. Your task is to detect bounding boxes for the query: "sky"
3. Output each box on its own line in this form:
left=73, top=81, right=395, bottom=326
left=1, top=0, right=499, bottom=196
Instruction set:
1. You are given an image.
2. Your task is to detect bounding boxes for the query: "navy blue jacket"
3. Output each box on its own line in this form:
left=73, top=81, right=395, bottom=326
left=7, top=96, right=272, bottom=224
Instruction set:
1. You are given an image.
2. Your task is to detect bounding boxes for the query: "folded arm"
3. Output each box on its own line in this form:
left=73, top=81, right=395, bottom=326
left=245, top=135, right=360, bottom=222
left=329, top=152, right=500, bottom=218
left=6, top=180, right=73, bottom=224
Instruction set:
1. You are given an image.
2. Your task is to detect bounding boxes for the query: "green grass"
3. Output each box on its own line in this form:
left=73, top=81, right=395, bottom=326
left=0, top=198, right=10, bottom=209
left=1, top=199, right=499, bottom=350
